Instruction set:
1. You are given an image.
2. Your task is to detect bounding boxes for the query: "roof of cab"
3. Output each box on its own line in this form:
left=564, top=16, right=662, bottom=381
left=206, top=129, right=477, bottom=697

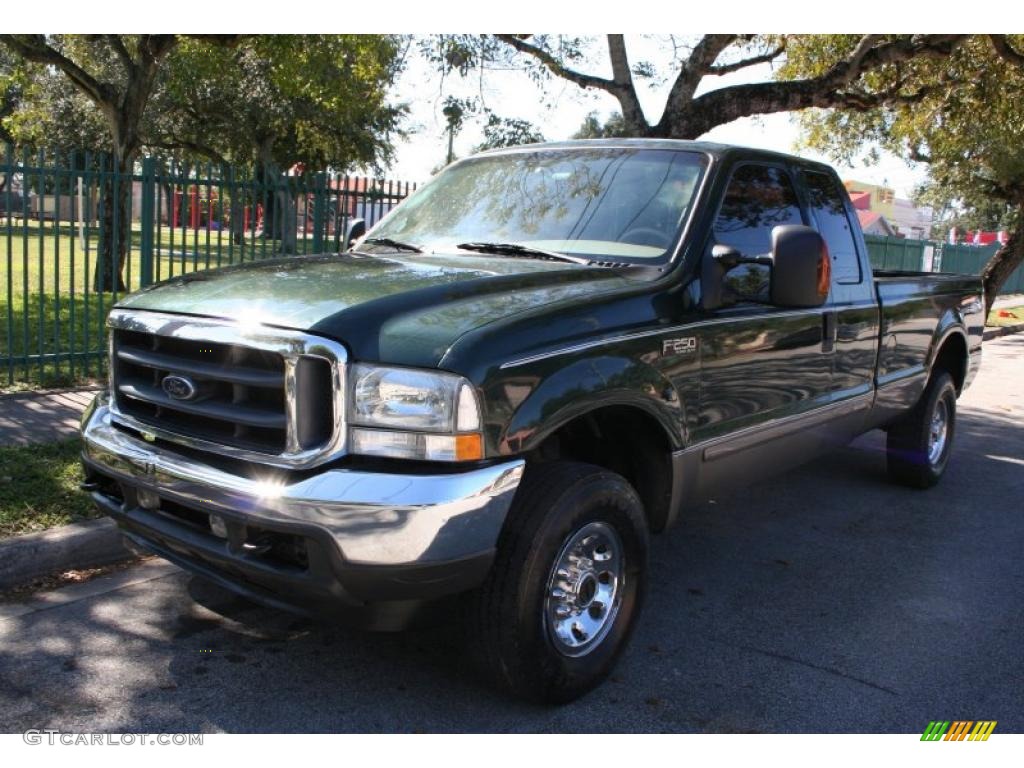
left=476, top=138, right=836, bottom=174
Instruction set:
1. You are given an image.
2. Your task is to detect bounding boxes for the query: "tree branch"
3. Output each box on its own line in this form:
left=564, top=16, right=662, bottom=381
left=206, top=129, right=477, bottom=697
left=662, top=34, right=967, bottom=139
left=496, top=35, right=652, bottom=132
left=989, top=34, right=1024, bottom=68
left=148, top=137, right=229, bottom=166
left=605, top=35, right=646, bottom=132
left=495, top=35, right=614, bottom=92
left=841, top=34, right=883, bottom=84
left=0, top=34, right=112, bottom=106
left=659, top=35, right=737, bottom=132
left=104, top=34, right=136, bottom=74
left=707, top=42, right=787, bottom=76
left=689, top=34, right=742, bottom=73
left=139, top=34, right=180, bottom=63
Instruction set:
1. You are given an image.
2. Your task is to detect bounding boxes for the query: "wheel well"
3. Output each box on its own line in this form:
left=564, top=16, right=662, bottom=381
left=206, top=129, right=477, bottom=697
left=933, top=332, right=968, bottom=393
left=528, top=406, right=674, bottom=533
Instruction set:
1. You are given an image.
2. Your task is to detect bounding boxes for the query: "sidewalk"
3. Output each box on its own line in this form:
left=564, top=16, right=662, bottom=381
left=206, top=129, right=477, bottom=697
left=0, top=388, right=100, bottom=446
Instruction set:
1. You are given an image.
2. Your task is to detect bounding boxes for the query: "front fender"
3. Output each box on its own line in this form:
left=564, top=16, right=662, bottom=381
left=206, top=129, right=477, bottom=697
left=495, top=355, right=684, bottom=455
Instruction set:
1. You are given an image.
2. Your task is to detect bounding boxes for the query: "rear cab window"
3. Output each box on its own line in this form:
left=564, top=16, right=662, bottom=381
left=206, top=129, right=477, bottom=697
left=802, top=170, right=862, bottom=285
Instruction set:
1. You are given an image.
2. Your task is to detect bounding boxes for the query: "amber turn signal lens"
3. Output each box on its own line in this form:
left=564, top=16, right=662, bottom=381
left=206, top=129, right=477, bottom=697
left=455, top=433, right=484, bottom=461
left=817, top=245, right=832, bottom=298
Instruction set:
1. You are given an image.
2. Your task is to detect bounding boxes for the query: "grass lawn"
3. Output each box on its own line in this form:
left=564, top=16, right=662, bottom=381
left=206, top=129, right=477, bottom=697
left=987, top=305, right=1024, bottom=327
left=0, top=438, right=98, bottom=538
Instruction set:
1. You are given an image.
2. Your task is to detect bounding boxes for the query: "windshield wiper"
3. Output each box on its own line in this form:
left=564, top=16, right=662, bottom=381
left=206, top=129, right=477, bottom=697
left=456, top=241, right=589, bottom=265
left=360, top=237, right=423, bottom=253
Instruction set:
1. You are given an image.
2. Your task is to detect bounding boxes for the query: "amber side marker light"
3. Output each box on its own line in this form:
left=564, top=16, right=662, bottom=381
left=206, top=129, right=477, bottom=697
left=455, top=433, right=484, bottom=461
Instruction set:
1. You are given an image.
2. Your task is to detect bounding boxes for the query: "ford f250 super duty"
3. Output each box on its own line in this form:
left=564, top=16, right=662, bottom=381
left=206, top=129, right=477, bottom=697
left=80, top=140, right=984, bottom=703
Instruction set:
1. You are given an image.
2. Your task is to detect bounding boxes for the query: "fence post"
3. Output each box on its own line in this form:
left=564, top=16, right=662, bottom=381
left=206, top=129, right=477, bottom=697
left=312, top=172, right=326, bottom=254
left=139, top=156, right=156, bottom=287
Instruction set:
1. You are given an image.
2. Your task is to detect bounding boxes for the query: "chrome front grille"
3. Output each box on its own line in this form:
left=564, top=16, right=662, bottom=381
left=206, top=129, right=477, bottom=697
left=107, top=309, right=347, bottom=469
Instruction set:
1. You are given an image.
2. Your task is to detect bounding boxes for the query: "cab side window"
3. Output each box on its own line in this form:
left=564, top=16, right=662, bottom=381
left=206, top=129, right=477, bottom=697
left=714, top=165, right=803, bottom=300
left=803, top=170, right=862, bottom=285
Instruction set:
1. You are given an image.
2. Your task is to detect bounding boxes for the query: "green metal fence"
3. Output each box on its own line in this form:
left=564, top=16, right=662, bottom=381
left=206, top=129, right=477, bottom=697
left=863, top=234, right=929, bottom=272
left=1, top=146, right=416, bottom=388
left=937, top=242, right=1024, bottom=294
left=863, top=233, right=1024, bottom=295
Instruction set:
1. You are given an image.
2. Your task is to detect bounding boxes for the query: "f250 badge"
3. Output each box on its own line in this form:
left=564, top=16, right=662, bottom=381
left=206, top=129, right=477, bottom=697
left=662, top=337, right=698, bottom=357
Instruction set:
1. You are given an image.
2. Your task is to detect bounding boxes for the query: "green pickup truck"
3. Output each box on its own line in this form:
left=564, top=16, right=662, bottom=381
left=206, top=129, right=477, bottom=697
left=80, top=140, right=984, bottom=702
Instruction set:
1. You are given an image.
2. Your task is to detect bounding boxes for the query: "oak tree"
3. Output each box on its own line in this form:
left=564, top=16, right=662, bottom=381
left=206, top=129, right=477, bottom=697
left=784, top=34, right=1024, bottom=312
left=431, top=34, right=966, bottom=139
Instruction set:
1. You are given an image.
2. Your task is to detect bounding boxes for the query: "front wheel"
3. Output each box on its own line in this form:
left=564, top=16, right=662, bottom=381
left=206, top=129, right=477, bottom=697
left=886, top=370, right=958, bottom=488
left=466, top=461, right=648, bottom=703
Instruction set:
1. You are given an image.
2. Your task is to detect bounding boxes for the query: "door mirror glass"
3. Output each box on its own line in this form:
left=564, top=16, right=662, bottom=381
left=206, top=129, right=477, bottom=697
left=769, top=225, right=830, bottom=307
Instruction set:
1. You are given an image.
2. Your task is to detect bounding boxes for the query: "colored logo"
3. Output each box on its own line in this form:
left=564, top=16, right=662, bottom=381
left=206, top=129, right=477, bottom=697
left=921, top=721, right=997, bottom=741
left=162, top=374, right=197, bottom=401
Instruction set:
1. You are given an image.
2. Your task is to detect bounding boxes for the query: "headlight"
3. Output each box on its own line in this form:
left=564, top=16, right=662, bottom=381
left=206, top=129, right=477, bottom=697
left=349, top=364, right=483, bottom=461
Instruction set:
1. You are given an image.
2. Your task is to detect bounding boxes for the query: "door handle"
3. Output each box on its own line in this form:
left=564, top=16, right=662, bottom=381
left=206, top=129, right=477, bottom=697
left=822, top=311, right=837, bottom=353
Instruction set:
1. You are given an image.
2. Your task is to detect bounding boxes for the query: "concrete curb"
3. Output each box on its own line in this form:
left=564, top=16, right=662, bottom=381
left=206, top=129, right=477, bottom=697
left=0, top=518, right=132, bottom=591
left=983, top=322, right=1024, bottom=341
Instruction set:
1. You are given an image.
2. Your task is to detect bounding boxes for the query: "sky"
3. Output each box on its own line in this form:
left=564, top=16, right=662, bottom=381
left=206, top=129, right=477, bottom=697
left=386, top=36, right=928, bottom=199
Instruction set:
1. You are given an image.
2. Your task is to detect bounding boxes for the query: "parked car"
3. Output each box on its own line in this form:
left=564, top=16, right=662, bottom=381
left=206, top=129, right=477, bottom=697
left=80, top=140, right=983, bottom=703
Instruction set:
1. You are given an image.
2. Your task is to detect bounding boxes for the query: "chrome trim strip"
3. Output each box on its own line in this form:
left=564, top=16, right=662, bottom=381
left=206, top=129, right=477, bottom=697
left=876, top=365, right=927, bottom=389
left=83, top=398, right=524, bottom=566
left=283, top=357, right=301, bottom=454
left=107, top=308, right=348, bottom=470
left=500, top=307, right=831, bottom=369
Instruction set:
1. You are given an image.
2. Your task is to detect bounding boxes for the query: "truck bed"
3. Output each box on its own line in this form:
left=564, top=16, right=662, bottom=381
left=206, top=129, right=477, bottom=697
left=872, top=269, right=984, bottom=416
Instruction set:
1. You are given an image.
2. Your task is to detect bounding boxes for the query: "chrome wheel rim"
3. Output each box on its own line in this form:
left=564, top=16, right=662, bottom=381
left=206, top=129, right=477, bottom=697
left=543, top=521, right=625, bottom=657
left=928, top=398, right=949, bottom=465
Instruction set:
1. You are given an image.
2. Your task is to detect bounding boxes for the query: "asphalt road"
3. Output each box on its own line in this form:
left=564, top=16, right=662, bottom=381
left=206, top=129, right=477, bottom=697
left=1, top=335, right=1022, bottom=734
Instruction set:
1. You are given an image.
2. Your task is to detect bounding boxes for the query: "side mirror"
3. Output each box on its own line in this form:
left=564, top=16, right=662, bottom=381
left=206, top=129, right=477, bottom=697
left=701, top=243, right=773, bottom=310
left=342, top=218, right=366, bottom=252
left=769, top=225, right=830, bottom=308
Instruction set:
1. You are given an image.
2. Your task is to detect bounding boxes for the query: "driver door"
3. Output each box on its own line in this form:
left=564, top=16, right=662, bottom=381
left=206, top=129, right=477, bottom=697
left=690, top=162, right=834, bottom=491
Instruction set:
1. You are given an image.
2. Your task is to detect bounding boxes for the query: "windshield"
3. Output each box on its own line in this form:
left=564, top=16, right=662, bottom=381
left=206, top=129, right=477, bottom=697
left=367, top=148, right=707, bottom=264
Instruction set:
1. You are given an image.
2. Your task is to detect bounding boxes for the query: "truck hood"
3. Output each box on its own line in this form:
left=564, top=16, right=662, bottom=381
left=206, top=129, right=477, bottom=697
left=117, top=252, right=637, bottom=367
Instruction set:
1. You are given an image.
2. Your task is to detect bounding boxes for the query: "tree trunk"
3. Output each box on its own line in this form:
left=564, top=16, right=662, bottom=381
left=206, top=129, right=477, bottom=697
left=274, top=185, right=297, bottom=254
left=980, top=204, right=1024, bottom=317
left=254, top=147, right=297, bottom=254
left=255, top=161, right=275, bottom=240
left=93, top=150, right=133, bottom=293
left=223, top=163, right=246, bottom=246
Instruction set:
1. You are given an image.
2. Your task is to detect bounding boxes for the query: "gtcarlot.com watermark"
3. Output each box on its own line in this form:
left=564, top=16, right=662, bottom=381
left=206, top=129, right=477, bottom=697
left=23, top=730, right=203, bottom=746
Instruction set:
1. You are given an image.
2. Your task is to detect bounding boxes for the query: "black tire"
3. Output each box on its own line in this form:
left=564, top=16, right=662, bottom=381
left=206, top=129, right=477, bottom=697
left=886, top=370, right=958, bottom=489
left=466, top=461, right=649, bottom=704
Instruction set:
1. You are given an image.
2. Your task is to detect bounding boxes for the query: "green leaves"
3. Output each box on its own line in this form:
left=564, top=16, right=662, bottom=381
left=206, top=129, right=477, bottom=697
left=2, top=35, right=406, bottom=174
left=156, top=35, right=405, bottom=172
left=789, top=35, right=1024, bottom=213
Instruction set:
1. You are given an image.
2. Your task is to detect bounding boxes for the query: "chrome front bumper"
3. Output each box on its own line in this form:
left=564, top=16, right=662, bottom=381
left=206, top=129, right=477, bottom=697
left=81, top=395, right=523, bottom=569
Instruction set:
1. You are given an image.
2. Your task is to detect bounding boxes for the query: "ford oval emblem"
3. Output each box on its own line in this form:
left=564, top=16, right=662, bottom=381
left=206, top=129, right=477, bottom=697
left=162, top=374, right=197, bottom=401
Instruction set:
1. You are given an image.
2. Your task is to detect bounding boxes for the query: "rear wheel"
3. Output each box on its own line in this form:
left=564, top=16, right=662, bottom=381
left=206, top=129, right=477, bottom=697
left=886, top=370, right=957, bottom=488
left=466, top=461, right=648, bottom=703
